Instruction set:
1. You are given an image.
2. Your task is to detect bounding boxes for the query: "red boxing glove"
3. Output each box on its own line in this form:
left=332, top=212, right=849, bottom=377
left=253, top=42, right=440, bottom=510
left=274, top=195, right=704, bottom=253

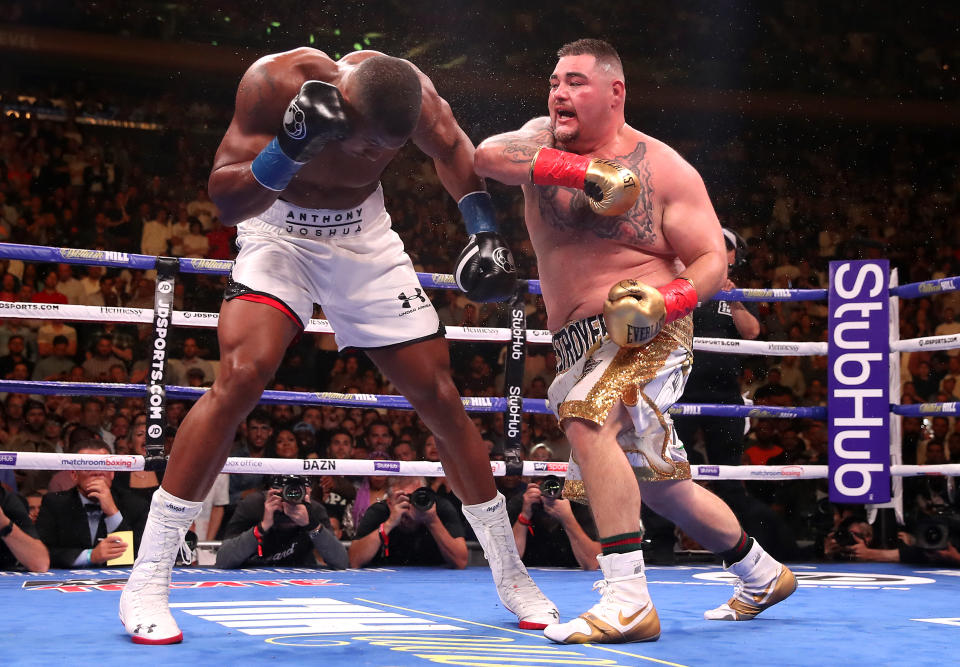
left=530, top=147, right=591, bottom=188
left=658, top=278, right=698, bottom=324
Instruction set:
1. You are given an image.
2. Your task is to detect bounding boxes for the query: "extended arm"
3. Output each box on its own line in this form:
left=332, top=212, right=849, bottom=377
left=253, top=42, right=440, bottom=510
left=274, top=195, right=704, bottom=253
left=412, top=73, right=484, bottom=200
left=475, top=117, right=555, bottom=185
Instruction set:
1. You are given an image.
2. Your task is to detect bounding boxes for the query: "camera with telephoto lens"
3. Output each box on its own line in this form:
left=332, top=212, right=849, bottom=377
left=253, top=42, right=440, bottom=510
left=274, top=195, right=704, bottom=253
left=538, top=475, right=563, bottom=500
left=270, top=475, right=308, bottom=504
left=409, top=486, right=437, bottom=511
left=914, top=505, right=960, bottom=551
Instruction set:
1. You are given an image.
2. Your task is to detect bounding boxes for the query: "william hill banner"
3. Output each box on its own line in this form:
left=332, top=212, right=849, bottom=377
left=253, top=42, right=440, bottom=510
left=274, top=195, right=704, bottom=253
left=827, top=260, right=890, bottom=503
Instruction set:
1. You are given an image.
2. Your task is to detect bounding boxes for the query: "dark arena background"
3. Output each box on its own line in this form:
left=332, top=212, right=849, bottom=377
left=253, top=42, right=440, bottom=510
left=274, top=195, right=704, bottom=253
left=1, top=2, right=959, bottom=665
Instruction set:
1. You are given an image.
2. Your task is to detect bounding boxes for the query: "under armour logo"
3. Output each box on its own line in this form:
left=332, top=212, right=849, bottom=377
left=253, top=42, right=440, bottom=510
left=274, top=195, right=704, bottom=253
left=134, top=623, right=157, bottom=634
left=398, top=289, right=426, bottom=309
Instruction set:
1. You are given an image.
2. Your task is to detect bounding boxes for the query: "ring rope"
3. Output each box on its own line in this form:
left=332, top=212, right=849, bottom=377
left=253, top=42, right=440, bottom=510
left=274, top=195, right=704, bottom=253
left=3, top=451, right=959, bottom=479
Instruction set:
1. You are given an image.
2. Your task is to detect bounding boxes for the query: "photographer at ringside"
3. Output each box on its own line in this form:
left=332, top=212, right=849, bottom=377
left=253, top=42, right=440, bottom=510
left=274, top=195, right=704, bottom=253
left=508, top=477, right=601, bottom=570
left=215, top=475, right=347, bottom=569
left=823, top=511, right=960, bottom=567
left=348, top=476, right=467, bottom=569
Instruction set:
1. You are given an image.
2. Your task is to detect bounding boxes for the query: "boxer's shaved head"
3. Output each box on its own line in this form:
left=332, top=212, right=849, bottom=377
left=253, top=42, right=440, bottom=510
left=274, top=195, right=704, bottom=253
left=351, top=55, right=423, bottom=139
left=557, top=39, right=624, bottom=81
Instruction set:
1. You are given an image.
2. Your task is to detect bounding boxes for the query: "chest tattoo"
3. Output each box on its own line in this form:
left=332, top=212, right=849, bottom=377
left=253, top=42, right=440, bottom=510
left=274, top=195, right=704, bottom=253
left=537, top=141, right=657, bottom=245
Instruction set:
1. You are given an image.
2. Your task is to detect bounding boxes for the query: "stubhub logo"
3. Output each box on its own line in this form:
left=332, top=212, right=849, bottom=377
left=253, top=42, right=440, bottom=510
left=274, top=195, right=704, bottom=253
left=374, top=461, right=400, bottom=472
left=0, top=453, right=16, bottom=466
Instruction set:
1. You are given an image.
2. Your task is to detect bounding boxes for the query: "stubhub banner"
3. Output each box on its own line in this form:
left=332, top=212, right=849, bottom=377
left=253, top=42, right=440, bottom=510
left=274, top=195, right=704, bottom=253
left=828, top=260, right=890, bottom=503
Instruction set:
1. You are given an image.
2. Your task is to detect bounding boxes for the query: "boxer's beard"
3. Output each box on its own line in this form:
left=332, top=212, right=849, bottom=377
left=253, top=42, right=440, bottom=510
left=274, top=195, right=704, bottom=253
left=552, top=119, right=578, bottom=144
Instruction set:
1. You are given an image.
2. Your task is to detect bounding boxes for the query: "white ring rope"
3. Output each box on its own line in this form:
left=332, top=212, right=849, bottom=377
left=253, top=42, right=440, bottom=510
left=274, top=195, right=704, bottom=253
left=0, top=301, right=832, bottom=354
left=4, top=452, right=960, bottom=479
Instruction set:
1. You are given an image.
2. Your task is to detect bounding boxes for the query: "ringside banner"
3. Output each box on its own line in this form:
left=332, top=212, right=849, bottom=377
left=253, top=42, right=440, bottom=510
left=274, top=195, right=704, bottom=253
left=828, top=260, right=890, bottom=503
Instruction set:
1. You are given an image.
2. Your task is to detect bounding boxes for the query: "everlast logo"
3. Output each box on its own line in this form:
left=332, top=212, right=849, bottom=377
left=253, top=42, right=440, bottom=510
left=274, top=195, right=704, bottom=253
left=626, top=322, right=660, bottom=344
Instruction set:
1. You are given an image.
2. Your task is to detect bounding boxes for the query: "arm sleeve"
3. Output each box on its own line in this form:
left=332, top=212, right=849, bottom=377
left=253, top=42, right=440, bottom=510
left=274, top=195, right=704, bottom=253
left=4, top=493, right=39, bottom=539
left=354, top=502, right=390, bottom=539
left=35, top=495, right=83, bottom=568
left=435, top=498, right=465, bottom=539
left=214, top=527, right=259, bottom=569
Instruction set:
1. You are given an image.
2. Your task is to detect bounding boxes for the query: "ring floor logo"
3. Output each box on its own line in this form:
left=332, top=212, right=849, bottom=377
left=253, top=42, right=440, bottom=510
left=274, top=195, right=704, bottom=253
left=692, top=570, right=935, bottom=589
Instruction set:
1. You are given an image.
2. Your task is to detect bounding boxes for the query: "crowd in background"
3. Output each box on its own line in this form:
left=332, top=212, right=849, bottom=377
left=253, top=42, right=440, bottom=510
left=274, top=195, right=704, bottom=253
left=1, top=2, right=959, bottom=569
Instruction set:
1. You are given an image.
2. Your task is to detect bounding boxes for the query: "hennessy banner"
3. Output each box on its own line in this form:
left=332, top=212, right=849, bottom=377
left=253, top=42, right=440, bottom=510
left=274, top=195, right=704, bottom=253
left=827, top=260, right=891, bottom=503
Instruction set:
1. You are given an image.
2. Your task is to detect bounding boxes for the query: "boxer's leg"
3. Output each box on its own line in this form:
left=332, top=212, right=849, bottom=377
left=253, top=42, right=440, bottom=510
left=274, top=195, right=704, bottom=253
left=367, top=336, right=558, bottom=629
left=121, top=298, right=299, bottom=644
left=544, top=404, right=660, bottom=644
left=641, top=479, right=796, bottom=621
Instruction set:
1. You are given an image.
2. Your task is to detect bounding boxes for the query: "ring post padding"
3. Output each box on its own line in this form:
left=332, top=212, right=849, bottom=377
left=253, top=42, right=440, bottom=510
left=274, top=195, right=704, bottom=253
left=143, top=256, right=179, bottom=470
left=502, top=282, right=528, bottom=476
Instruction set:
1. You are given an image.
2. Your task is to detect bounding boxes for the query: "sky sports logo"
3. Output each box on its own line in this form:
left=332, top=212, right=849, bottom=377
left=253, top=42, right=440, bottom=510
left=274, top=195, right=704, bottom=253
left=0, top=453, right=17, bottom=466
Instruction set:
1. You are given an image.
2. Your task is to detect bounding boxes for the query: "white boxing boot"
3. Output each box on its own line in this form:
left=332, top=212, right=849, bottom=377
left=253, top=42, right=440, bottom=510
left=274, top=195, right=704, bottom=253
left=462, top=492, right=559, bottom=629
left=119, top=487, right=202, bottom=644
left=544, top=550, right=660, bottom=644
left=704, top=539, right=797, bottom=621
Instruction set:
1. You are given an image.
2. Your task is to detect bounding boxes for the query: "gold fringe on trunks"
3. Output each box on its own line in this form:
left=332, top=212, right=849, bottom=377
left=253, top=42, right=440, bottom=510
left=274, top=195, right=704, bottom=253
left=562, top=461, right=692, bottom=504
left=557, top=315, right=693, bottom=427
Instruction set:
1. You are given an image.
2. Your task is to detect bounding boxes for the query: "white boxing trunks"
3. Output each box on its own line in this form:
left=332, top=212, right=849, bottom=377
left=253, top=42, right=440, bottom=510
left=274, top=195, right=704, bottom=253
left=228, top=185, right=441, bottom=350
left=547, top=314, right=694, bottom=502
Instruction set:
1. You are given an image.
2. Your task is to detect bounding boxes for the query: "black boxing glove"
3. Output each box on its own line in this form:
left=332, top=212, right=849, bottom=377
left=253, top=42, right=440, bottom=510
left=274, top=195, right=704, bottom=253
left=454, top=191, right=517, bottom=303
left=251, top=80, right=351, bottom=191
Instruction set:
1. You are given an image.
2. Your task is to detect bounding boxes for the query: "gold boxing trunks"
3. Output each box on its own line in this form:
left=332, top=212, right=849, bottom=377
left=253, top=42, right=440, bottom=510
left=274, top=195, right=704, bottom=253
left=547, top=314, right=694, bottom=502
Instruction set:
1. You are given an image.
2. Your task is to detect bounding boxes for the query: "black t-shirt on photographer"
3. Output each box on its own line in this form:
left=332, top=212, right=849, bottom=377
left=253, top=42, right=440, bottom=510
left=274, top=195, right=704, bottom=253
left=681, top=298, right=759, bottom=402
left=0, top=488, right=40, bottom=570
left=217, top=491, right=333, bottom=567
left=354, top=497, right=465, bottom=567
left=506, top=492, right=598, bottom=568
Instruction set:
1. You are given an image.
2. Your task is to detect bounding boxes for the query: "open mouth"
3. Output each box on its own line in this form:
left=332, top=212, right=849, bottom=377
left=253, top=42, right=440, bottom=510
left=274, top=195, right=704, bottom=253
left=555, top=109, right=576, bottom=121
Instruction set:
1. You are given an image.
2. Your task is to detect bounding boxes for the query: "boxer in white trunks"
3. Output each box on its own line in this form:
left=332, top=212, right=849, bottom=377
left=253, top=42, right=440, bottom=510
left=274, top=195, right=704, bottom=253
left=119, top=47, right=558, bottom=644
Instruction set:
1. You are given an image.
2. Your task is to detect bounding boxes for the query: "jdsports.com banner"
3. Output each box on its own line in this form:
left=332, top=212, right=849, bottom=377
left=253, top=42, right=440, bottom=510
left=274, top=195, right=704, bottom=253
left=828, top=260, right=891, bottom=503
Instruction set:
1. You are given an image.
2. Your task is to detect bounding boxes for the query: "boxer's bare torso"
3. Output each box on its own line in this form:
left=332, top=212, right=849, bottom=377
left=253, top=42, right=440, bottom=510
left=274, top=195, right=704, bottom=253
left=212, top=48, right=448, bottom=218
left=518, top=120, right=695, bottom=330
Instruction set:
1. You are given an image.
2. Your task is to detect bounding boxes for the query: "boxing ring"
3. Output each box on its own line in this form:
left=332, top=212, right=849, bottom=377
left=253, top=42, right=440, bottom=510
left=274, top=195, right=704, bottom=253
left=2, top=242, right=960, bottom=665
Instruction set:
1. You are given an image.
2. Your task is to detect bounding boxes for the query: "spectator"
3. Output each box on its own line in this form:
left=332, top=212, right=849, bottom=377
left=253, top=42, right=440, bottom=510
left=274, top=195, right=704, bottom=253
left=228, top=410, right=273, bottom=505
left=168, top=336, right=215, bottom=386
left=140, top=206, right=171, bottom=257
left=348, top=476, right=468, bottom=569
left=363, top=420, right=393, bottom=454
left=313, top=428, right=357, bottom=535
left=0, top=335, right=32, bottom=379
left=4, top=400, right=57, bottom=494
left=32, top=270, right=68, bottom=305
left=36, top=321, right=78, bottom=358
left=54, top=264, right=84, bottom=305
left=113, top=420, right=162, bottom=503
left=36, top=440, right=149, bottom=567
left=0, top=485, right=50, bottom=572
left=342, top=450, right=391, bottom=539
left=215, top=477, right=347, bottom=569
left=82, top=334, right=125, bottom=381
left=508, top=481, right=600, bottom=570
left=181, top=219, right=209, bottom=258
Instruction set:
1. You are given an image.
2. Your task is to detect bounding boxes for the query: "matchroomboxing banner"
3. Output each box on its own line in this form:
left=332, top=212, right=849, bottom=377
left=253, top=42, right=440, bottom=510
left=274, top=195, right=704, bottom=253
left=828, top=260, right=891, bottom=503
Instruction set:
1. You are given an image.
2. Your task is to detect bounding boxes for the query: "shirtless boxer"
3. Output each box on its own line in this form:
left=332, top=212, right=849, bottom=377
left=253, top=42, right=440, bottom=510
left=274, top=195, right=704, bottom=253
left=119, top=48, right=557, bottom=644
left=474, top=39, right=795, bottom=644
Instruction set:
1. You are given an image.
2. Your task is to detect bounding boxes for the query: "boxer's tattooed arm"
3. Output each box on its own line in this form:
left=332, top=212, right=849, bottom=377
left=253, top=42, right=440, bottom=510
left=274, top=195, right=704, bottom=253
left=537, top=141, right=658, bottom=246
left=485, top=118, right=555, bottom=163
